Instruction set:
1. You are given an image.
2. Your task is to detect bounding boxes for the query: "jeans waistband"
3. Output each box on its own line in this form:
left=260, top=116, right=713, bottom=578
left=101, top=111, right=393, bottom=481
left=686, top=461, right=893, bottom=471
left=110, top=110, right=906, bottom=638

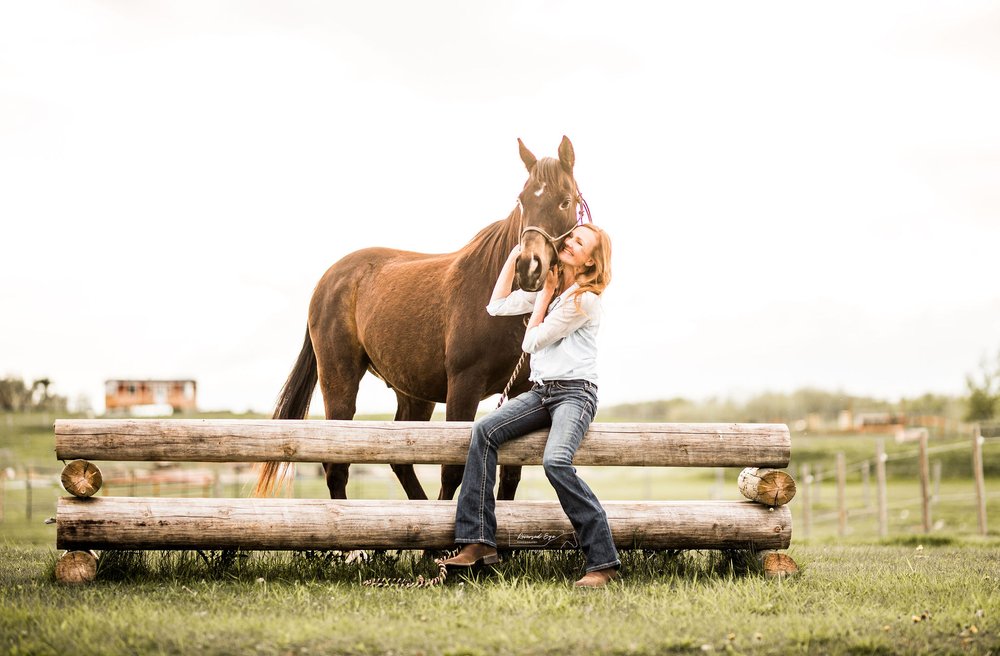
left=533, top=379, right=598, bottom=392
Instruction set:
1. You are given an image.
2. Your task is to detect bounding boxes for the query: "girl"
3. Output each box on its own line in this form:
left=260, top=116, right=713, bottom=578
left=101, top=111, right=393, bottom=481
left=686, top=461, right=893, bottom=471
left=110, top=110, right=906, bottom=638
left=440, top=224, right=619, bottom=588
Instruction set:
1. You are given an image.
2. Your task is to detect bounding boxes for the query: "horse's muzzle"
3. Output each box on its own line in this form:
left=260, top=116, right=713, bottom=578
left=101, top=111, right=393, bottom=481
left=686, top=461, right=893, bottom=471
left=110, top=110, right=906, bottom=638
left=515, top=253, right=547, bottom=292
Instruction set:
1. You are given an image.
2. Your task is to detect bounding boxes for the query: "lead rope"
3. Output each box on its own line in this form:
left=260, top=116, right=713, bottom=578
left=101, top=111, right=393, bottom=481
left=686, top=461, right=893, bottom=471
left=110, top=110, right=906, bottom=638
left=362, top=551, right=453, bottom=588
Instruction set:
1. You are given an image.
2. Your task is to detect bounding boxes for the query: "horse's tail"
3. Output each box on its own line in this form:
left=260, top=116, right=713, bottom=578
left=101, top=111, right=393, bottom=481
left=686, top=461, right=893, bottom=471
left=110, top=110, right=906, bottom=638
left=253, top=327, right=318, bottom=497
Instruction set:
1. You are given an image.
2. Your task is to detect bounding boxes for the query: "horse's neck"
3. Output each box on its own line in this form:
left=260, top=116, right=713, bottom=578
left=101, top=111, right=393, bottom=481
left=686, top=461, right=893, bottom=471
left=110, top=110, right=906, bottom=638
left=454, top=210, right=521, bottom=287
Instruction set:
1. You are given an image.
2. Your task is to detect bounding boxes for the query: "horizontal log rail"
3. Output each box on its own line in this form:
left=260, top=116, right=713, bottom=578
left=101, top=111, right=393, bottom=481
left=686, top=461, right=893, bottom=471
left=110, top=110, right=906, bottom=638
left=56, top=497, right=792, bottom=551
left=55, top=419, right=790, bottom=468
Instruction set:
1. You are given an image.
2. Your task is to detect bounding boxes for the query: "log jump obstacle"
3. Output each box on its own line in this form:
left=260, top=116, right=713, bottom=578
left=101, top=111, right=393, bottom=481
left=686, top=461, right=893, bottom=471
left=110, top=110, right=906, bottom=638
left=52, top=419, right=798, bottom=583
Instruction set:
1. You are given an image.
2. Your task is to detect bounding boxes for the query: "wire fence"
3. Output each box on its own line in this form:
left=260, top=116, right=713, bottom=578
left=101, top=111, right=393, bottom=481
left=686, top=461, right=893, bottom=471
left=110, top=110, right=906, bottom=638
left=794, top=428, right=996, bottom=539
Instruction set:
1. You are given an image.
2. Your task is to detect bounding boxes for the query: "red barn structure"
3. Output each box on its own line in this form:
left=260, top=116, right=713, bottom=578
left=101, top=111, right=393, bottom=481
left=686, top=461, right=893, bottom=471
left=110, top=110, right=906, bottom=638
left=105, top=379, right=197, bottom=415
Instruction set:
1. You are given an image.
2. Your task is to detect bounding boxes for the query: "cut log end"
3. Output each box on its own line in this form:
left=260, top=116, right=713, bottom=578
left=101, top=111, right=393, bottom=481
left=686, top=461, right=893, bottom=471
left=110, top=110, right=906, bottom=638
left=55, top=550, right=98, bottom=584
left=61, top=459, right=103, bottom=498
left=758, top=550, right=799, bottom=578
left=738, top=467, right=796, bottom=506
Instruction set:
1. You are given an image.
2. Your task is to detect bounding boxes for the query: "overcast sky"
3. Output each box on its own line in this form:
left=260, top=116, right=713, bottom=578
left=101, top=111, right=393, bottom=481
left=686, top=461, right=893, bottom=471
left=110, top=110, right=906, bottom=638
left=2, top=1, right=998, bottom=414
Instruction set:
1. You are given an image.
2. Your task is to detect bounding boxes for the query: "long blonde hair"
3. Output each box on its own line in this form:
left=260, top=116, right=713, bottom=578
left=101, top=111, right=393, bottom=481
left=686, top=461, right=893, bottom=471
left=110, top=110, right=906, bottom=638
left=569, top=223, right=612, bottom=309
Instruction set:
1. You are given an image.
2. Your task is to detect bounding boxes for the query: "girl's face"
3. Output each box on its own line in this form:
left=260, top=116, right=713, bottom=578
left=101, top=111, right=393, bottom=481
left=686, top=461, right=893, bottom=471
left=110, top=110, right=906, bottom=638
left=557, top=227, right=599, bottom=270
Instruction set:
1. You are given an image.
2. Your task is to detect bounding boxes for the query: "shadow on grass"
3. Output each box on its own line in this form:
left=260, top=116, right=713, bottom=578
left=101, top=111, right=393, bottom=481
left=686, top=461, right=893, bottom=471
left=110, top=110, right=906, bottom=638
left=80, top=547, right=783, bottom=586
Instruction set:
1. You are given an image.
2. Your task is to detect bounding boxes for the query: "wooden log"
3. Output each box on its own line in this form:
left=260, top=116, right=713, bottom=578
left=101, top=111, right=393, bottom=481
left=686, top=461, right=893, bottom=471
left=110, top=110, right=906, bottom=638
left=55, top=550, right=98, bottom=584
left=54, top=419, right=790, bottom=467
left=56, top=497, right=792, bottom=551
left=737, top=468, right=796, bottom=506
left=60, top=459, right=103, bottom=498
left=757, top=550, right=799, bottom=578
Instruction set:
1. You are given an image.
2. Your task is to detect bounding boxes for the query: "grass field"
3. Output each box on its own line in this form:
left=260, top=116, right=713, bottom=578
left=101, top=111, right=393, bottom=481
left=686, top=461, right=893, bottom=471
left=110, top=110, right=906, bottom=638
left=2, top=412, right=999, bottom=654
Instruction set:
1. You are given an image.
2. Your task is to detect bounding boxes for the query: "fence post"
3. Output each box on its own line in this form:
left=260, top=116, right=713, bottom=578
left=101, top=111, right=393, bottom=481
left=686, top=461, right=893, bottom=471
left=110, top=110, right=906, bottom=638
left=876, top=439, right=888, bottom=538
left=25, top=466, right=32, bottom=521
left=836, top=452, right=847, bottom=537
left=973, top=425, right=987, bottom=536
left=801, top=463, right=812, bottom=539
left=931, top=460, right=941, bottom=503
left=712, top=467, right=724, bottom=500
left=919, top=432, right=931, bottom=533
left=861, top=459, right=871, bottom=509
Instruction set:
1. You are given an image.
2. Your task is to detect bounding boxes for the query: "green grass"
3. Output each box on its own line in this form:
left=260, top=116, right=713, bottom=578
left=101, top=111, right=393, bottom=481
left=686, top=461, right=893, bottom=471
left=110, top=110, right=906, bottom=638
left=2, top=542, right=998, bottom=655
left=3, top=412, right=1000, bottom=653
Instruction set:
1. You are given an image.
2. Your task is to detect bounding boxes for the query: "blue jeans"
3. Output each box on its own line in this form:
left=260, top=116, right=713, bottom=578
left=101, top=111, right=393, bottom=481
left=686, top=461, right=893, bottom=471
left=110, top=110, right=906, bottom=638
left=453, top=380, right=621, bottom=572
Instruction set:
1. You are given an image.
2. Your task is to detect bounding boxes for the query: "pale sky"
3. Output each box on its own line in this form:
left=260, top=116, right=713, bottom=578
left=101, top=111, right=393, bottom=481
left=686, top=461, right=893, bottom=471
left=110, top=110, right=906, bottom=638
left=2, top=1, right=998, bottom=414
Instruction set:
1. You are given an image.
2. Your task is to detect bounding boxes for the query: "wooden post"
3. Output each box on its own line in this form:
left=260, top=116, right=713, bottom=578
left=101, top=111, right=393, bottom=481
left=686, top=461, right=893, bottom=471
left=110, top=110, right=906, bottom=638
left=55, top=550, right=98, bottom=584
left=712, top=467, right=724, bottom=500
left=861, top=459, right=871, bottom=509
left=737, top=467, right=796, bottom=506
left=800, top=463, right=812, bottom=538
left=919, top=432, right=931, bottom=533
left=836, top=452, right=847, bottom=537
left=25, top=466, right=32, bottom=521
left=60, top=460, right=103, bottom=498
left=128, top=470, right=136, bottom=497
left=973, top=425, right=987, bottom=536
left=931, top=460, right=941, bottom=503
left=213, top=470, right=222, bottom=498
left=876, top=440, right=888, bottom=538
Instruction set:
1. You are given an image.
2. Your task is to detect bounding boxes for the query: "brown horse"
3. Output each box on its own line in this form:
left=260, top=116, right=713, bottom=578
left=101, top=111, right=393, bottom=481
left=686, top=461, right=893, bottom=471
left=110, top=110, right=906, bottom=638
left=254, top=136, right=584, bottom=502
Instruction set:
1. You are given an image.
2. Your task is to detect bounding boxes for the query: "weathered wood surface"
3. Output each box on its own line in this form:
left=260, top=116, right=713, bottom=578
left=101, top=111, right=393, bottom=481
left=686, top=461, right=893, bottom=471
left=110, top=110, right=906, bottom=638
left=54, top=419, right=790, bottom=467
left=55, top=550, right=98, bottom=584
left=57, top=497, right=792, bottom=551
left=60, top=459, right=103, bottom=498
left=737, top=467, right=796, bottom=506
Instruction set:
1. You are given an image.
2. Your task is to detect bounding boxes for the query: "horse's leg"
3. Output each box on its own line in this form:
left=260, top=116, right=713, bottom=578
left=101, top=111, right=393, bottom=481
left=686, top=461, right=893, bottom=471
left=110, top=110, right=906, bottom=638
left=317, top=344, right=367, bottom=500
left=440, top=379, right=488, bottom=500
left=391, top=393, right=434, bottom=500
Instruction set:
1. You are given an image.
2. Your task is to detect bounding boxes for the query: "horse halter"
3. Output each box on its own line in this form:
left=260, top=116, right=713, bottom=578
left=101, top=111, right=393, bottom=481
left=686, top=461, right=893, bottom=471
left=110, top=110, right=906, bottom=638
left=518, top=191, right=594, bottom=248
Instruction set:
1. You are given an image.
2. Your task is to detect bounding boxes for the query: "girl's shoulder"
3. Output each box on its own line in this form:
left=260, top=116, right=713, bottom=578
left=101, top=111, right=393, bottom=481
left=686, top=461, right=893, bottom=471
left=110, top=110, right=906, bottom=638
left=571, top=288, right=602, bottom=315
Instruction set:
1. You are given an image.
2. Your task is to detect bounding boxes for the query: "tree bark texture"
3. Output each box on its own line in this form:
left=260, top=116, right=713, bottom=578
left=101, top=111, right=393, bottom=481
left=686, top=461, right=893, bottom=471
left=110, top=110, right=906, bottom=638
left=57, top=497, right=792, bottom=551
left=54, top=419, right=790, bottom=467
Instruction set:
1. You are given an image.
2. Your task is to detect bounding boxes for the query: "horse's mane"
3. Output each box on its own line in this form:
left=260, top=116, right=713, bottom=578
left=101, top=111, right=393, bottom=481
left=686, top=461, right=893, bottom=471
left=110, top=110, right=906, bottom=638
left=459, top=158, right=578, bottom=282
left=460, top=207, right=522, bottom=283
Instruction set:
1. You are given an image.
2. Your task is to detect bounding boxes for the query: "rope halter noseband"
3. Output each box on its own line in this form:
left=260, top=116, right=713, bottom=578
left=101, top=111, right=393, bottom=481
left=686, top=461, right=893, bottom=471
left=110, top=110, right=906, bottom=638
left=518, top=190, right=593, bottom=250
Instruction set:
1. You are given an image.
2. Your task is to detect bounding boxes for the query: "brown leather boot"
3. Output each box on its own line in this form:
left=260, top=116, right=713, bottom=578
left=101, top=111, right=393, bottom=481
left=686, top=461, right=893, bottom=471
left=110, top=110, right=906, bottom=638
left=574, top=567, right=620, bottom=588
left=436, top=543, right=500, bottom=568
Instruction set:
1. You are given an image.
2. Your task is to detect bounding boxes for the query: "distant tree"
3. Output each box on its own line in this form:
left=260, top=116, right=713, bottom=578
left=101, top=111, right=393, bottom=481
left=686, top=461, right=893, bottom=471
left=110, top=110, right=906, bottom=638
left=0, top=376, right=67, bottom=413
left=965, top=352, right=1000, bottom=422
left=0, top=377, right=30, bottom=411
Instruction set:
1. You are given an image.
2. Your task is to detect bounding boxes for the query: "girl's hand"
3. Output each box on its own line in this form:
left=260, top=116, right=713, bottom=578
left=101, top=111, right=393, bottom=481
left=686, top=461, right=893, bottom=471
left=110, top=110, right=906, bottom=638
left=542, top=266, right=559, bottom=296
left=507, top=244, right=522, bottom=262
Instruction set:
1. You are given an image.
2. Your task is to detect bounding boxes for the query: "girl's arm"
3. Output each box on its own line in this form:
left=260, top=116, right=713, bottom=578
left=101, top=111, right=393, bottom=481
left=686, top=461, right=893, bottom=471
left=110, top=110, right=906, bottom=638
left=485, top=245, right=536, bottom=316
left=526, top=267, right=559, bottom=330
left=490, top=245, right=521, bottom=303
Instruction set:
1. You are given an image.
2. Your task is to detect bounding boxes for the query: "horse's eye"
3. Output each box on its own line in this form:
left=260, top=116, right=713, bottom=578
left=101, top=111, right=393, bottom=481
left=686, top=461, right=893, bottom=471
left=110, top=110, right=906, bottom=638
left=559, top=198, right=572, bottom=211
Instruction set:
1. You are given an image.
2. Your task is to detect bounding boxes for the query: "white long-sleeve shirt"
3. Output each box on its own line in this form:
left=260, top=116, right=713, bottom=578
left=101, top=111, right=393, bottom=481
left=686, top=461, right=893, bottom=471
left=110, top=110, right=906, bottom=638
left=485, top=283, right=600, bottom=384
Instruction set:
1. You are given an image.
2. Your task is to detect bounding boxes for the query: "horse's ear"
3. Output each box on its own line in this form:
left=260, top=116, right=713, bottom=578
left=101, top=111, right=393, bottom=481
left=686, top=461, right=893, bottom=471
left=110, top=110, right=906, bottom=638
left=558, top=135, right=575, bottom=176
left=518, top=138, right=537, bottom=173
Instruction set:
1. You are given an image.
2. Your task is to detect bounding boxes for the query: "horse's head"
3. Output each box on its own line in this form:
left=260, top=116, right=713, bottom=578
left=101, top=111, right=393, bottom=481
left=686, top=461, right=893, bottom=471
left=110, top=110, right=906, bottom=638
left=514, top=136, right=581, bottom=292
